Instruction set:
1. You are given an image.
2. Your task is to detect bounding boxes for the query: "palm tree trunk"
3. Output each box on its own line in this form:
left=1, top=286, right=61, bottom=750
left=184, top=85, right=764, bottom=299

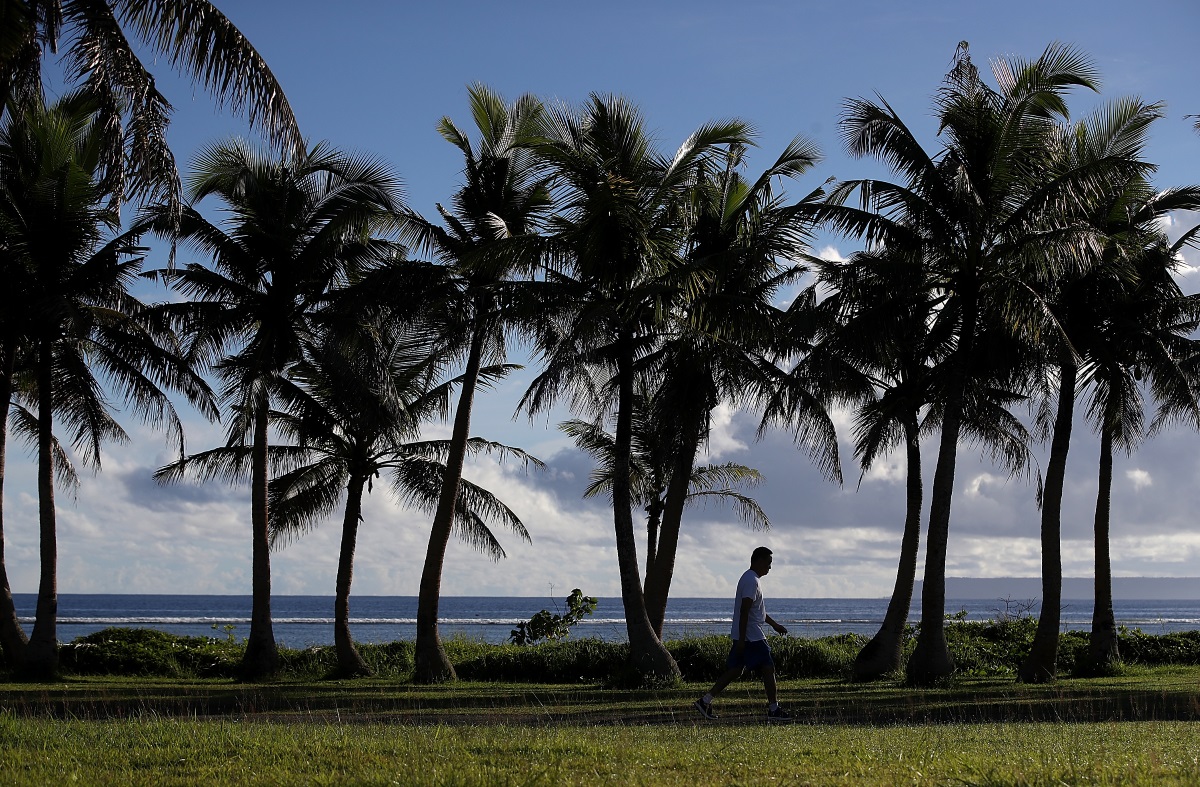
left=908, top=285, right=978, bottom=687
left=1019, top=353, right=1076, bottom=683
left=0, top=340, right=28, bottom=666
left=644, top=407, right=704, bottom=639
left=22, top=341, right=58, bottom=679
left=644, top=496, right=662, bottom=583
left=414, top=328, right=486, bottom=683
left=854, top=413, right=922, bottom=680
left=1088, top=425, right=1119, bottom=669
left=241, top=396, right=279, bottom=679
left=614, top=331, right=679, bottom=682
left=334, top=476, right=371, bottom=677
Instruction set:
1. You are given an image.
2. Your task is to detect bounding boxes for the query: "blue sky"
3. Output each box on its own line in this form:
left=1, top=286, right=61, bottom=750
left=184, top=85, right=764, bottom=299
left=13, top=0, right=1200, bottom=600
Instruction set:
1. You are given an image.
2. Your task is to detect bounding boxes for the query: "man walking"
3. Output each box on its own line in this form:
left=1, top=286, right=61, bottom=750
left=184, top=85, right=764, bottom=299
left=694, top=546, right=793, bottom=722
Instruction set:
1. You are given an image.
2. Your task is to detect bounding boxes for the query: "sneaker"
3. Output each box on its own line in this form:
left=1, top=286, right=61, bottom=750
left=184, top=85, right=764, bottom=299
left=694, top=698, right=718, bottom=720
left=767, top=706, right=794, bottom=723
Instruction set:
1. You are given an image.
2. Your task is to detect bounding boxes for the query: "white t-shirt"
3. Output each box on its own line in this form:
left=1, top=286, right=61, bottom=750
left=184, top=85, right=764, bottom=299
left=731, top=568, right=767, bottom=642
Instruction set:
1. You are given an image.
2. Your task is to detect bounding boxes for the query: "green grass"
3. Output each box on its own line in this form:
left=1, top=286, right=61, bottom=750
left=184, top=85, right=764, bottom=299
left=1, top=717, right=1199, bottom=785
left=4, top=632, right=1200, bottom=784
left=0, top=669, right=1198, bottom=784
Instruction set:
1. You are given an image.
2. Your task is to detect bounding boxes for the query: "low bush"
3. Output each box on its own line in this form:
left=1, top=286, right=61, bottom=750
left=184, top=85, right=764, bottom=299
left=457, top=638, right=627, bottom=682
left=669, top=634, right=863, bottom=681
left=1117, top=628, right=1200, bottom=665
left=60, top=627, right=239, bottom=678
left=19, top=622, right=1200, bottom=683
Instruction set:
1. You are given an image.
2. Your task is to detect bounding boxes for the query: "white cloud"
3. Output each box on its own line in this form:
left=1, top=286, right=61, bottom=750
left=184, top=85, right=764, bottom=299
left=1126, top=468, right=1153, bottom=490
left=704, top=403, right=748, bottom=460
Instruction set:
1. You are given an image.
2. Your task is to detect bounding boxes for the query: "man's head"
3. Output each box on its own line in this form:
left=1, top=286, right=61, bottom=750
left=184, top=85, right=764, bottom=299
left=750, top=546, right=773, bottom=576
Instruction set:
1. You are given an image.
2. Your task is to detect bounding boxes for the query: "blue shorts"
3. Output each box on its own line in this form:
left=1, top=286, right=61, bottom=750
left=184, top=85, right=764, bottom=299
left=727, top=639, right=773, bottom=671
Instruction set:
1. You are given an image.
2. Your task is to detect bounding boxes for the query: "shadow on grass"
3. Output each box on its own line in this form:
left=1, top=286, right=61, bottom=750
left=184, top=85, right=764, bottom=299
left=0, top=670, right=1197, bottom=726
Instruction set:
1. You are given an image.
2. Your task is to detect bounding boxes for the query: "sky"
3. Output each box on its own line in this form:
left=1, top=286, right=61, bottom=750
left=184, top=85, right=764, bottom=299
left=11, top=0, right=1200, bottom=601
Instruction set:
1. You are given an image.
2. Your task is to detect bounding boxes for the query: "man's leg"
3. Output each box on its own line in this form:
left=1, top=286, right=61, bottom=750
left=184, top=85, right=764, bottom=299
left=706, top=665, right=744, bottom=698
left=761, top=663, right=778, bottom=706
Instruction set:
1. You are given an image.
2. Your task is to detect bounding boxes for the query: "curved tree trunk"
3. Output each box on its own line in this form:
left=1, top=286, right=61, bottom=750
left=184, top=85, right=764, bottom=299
left=241, top=396, right=279, bottom=680
left=21, top=342, right=58, bottom=679
left=908, top=288, right=978, bottom=686
left=0, top=340, right=29, bottom=666
left=614, top=331, right=678, bottom=682
left=414, top=328, right=485, bottom=683
left=1019, top=354, right=1076, bottom=683
left=644, top=406, right=703, bottom=639
left=1088, top=426, right=1119, bottom=669
left=853, top=414, right=922, bottom=680
left=333, top=476, right=371, bottom=677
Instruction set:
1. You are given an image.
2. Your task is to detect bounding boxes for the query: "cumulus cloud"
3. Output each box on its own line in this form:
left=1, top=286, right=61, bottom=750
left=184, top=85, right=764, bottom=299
left=704, top=403, right=748, bottom=460
left=1126, top=469, right=1153, bottom=490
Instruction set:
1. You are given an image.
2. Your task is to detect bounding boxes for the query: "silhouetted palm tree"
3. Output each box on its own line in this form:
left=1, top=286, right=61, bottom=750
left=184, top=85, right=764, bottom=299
left=561, top=388, right=771, bottom=637
left=398, top=85, right=551, bottom=683
left=1, top=92, right=213, bottom=678
left=147, top=138, right=404, bottom=679
left=522, top=94, right=748, bottom=681
left=639, top=138, right=836, bottom=636
left=810, top=249, right=938, bottom=679
left=1018, top=99, right=1186, bottom=682
left=813, top=245, right=1037, bottom=679
left=174, top=327, right=536, bottom=677
left=817, top=42, right=1108, bottom=684
left=1, top=0, right=301, bottom=220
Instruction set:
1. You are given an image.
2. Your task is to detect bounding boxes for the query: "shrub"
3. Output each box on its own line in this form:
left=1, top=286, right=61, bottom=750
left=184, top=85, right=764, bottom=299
left=1117, top=629, right=1200, bottom=665
left=456, top=638, right=626, bottom=683
left=60, top=627, right=240, bottom=678
left=37, top=624, right=1200, bottom=683
left=358, top=641, right=414, bottom=677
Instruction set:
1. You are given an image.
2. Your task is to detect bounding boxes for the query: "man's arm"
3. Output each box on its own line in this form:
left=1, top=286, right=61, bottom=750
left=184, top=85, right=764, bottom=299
left=765, top=614, right=788, bottom=636
left=735, top=596, right=752, bottom=650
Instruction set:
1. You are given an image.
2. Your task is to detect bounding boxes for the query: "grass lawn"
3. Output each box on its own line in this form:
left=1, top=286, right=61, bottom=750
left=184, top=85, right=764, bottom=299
left=2, top=717, right=1199, bottom=785
left=0, top=666, right=1198, bottom=784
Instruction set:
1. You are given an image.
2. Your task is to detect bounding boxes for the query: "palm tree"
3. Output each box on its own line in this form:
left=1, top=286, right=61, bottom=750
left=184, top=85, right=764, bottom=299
left=817, top=42, right=1108, bottom=684
left=638, top=139, right=838, bottom=637
left=560, top=388, right=771, bottom=637
left=146, top=138, right=405, bottom=679
left=393, top=84, right=551, bottom=683
left=1018, top=99, right=1184, bottom=682
left=522, top=94, right=748, bottom=681
left=1020, top=159, right=1200, bottom=677
left=812, top=247, right=1037, bottom=680
left=0, top=91, right=213, bottom=678
left=1085, top=233, right=1200, bottom=671
left=171, top=326, right=536, bottom=677
left=2, top=0, right=301, bottom=220
left=810, top=249, right=937, bottom=680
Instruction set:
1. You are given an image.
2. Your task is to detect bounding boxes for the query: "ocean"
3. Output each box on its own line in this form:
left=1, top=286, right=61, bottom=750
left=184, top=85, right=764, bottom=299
left=12, top=593, right=1200, bottom=648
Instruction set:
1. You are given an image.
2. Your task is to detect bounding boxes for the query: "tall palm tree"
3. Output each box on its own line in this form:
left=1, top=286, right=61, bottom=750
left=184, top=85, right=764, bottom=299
left=173, top=327, right=536, bottom=677
left=817, top=42, right=1108, bottom=684
left=638, top=139, right=837, bottom=636
left=145, top=138, right=405, bottom=679
left=393, top=84, right=551, bottom=683
left=0, top=91, right=213, bottom=678
left=1084, top=233, right=1200, bottom=670
left=522, top=94, right=748, bottom=681
left=810, top=249, right=938, bottom=680
left=2, top=0, right=301, bottom=220
left=813, top=247, right=1037, bottom=680
left=1018, top=99, right=1183, bottom=682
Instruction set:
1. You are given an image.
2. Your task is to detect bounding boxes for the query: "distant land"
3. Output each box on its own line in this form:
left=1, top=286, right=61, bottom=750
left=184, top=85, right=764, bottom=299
left=913, top=577, right=1200, bottom=601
